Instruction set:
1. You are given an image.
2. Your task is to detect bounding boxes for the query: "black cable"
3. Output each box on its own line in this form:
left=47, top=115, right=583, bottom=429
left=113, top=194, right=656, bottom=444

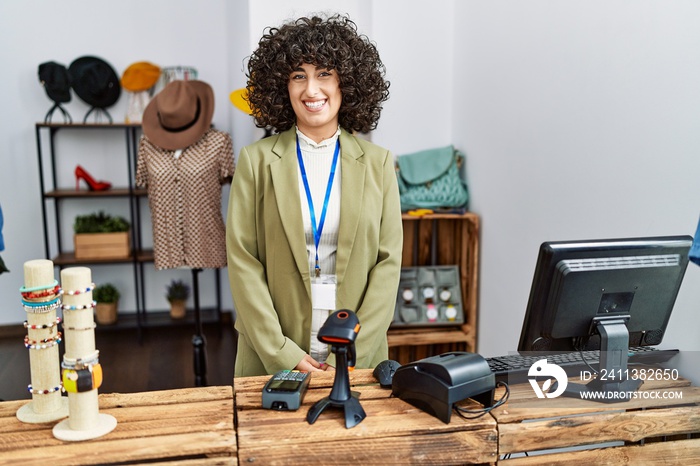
left=454, top=381, right=510, bottom=420
left=577, top=346, right=600, bottom=375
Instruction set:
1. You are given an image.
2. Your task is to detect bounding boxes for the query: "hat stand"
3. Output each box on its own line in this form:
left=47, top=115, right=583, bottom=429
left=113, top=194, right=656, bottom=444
left=44, top=103, right=72, bottom=124
left=52, top=266, right=117, bottom=441
left=16, top=260, right=70, bottom=423
left=191, top=268, right=207, bottom=387
left=83, top=107, right=113, bottom=124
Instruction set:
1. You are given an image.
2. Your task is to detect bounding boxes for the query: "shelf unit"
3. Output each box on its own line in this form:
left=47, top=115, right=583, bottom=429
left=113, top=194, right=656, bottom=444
left=387, top=212, right=480, bottom=364
left=34, top=123, right=222, bottom=336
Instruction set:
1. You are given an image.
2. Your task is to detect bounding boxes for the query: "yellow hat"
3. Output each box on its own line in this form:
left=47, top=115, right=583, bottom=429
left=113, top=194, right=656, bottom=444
left=121, top=62, right=161, bottom=92
left=229, top=88, right=252, bottom=115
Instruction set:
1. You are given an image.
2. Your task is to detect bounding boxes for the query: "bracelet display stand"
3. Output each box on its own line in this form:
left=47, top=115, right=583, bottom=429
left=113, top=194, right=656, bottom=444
left=16, top=259, right=69, bottom=423
left=53, top=267, right=117, bottom=441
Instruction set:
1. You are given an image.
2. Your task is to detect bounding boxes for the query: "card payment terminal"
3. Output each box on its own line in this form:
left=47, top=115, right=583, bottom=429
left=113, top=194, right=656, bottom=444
left=262, top=370, right=310, bottom=411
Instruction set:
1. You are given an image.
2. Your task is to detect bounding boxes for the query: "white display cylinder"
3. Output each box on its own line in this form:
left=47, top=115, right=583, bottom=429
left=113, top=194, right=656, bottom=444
left=16, top=259, right=69, bottom=423
left=53, top=267, right=116, bottom=441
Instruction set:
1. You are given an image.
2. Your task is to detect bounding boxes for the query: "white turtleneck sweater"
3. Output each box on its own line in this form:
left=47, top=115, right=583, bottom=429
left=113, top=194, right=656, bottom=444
left=296, top=126, right=342, bottom=363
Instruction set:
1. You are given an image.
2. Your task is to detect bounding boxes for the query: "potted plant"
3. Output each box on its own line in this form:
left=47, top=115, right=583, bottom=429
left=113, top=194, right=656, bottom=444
left=166, top=279, right=190, bottom=319
left=93, top=283, right=120, bottom=325
left=73, top=211, right=131, bottom=260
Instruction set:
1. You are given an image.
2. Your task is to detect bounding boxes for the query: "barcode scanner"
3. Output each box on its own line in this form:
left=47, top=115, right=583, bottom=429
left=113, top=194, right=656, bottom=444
left=306, top=310, right=366, bottom=428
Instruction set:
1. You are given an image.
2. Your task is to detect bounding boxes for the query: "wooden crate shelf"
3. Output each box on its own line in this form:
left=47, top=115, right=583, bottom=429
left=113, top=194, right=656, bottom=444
left=388, top=212, right=480, bottom=364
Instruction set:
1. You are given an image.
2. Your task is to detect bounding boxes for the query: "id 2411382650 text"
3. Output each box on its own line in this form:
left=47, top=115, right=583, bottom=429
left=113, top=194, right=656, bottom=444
left=580, top=368, right=679, bottom=382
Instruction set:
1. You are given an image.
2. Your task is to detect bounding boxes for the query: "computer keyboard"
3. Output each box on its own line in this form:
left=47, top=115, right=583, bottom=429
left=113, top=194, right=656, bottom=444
left=486, top=347, right=679, bottom=383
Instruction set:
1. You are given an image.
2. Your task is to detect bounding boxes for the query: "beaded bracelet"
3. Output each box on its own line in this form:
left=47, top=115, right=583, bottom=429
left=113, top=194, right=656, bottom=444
left=62, top=283, right=96, bottom=296
left=24, top=334, right=62, bottom=350
left=24, top=332, right=62, bottom=345
left=24, top=317, right=62, bottom=329
left=27, top=384, right=63, bottom=395
left=19, top=279, right=59, bottom=293
left=22, top=294, right=61, bottom=306
left=20, top=284, right=61, bottom=300
left=63, top=322, right=97, bottom=331
left=61, top=301, right=97, bottom=311
left=22, top=297, right=61, bottom=314
left=22, top=296, right=61, bottom=307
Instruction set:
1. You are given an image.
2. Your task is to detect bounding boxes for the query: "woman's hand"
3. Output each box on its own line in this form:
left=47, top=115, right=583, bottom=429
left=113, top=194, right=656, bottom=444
left=295, top=354, right=324, bottom=372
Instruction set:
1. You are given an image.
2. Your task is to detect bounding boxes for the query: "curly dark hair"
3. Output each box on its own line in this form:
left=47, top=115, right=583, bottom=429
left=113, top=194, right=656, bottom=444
left=246, top=14, right=390, bottom=134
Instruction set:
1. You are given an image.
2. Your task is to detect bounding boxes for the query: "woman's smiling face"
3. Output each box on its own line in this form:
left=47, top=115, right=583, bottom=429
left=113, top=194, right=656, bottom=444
left=288, top=63, right=342, bottom=142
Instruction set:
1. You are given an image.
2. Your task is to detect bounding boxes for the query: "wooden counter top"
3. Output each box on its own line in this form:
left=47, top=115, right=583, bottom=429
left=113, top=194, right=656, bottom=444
left=6, top=365, right=696, bottom=465
left=233, top=368, right=497, bottom=465
left=0, top=386, right=235, bottom=465
left=493, top=374, right=700, bottom=464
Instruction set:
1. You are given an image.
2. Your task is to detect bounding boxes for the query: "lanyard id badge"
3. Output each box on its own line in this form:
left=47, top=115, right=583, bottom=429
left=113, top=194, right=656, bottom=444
left=310, top=274, right=336, bottom=362
left=296, top=136, right=340, bottom=277
left=311, top=274, right=336, bottom=310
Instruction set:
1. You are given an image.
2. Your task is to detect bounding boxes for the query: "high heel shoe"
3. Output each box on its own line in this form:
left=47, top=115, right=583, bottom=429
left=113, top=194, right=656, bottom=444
left=75, top=165, right=112, bottom=191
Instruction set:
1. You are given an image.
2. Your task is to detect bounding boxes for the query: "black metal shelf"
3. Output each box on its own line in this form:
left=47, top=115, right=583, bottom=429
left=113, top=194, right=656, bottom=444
left=51, top=249, right=153, bottom=266
left=34, top=123, right=223, bottom=342
left=44, top=188, right=148, bottom=198
left=95, top=308, right=227, bottom=332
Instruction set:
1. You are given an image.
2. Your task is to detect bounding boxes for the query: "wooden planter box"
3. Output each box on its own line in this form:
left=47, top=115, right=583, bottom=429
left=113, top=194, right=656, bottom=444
left=95, top=301, right=118, bottom=325
left=74, top=232, right=130, bottom=260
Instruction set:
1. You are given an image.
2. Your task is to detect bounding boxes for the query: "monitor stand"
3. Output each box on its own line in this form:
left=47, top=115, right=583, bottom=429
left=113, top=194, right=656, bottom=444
left=555, top=316, right=642, bottom=403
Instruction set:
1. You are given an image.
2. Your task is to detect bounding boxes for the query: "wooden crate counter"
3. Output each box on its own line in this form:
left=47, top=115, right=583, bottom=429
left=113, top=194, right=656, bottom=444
left=0, top=386, right=236, bottom=465
left=234, top=369, right=497, bottom=465
left=492, top=373, right=700, bottom=464
left=389, top=212, right=480, bottom=364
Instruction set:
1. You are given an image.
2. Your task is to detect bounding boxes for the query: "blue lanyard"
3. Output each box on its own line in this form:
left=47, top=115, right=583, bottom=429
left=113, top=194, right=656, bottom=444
left=296, top=136, right=340, bottom=277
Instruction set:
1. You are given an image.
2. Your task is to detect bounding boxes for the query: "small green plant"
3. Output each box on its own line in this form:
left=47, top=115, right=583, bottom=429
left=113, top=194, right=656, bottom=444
left=93, top=283, right=120, bottom=303
left=166, top=279, right=190, bottom=303
left=73, top=211, right=130, bottom=234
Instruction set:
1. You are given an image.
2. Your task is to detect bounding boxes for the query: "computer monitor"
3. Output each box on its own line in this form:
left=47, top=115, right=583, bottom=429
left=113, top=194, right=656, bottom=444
left=518, top=235, right=692, bottom=353
left=517, top=235, right=692, bottom=401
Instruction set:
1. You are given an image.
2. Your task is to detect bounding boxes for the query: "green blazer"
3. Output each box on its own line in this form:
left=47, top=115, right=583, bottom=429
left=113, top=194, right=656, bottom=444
left=226, top=127, right=403, bottom=376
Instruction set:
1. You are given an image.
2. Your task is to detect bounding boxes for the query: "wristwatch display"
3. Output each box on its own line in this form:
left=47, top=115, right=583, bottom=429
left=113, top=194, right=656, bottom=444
left=439, top=288, right=452, bottom=302
left=426, top=304, right=438, bottom=322
left=393, top=266, right=464, bottom=328
left=445, top=305, right=458, bottom=321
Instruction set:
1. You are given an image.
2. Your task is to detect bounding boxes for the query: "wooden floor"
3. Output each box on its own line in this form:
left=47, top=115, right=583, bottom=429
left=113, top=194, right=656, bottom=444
left=0, top=313, right=237, bottom=402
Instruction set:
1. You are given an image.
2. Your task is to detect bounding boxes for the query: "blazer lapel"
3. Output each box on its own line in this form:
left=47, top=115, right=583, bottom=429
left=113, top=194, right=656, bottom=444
left=270, top=130, right=310, bottom=284
left=336, top=130, right=366, bottom=285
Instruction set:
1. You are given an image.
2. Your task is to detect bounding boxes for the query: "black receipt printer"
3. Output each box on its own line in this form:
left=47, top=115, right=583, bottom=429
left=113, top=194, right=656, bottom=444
left=391, top=351, right=495, bottom=423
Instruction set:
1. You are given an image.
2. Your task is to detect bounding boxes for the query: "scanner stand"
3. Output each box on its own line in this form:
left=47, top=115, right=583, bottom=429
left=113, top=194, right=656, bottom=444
left=307, top=345, right=366, bottom=428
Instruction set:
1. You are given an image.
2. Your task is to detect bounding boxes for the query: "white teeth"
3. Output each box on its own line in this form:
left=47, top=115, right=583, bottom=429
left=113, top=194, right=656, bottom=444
left=305, top=100, right=326, bottom=109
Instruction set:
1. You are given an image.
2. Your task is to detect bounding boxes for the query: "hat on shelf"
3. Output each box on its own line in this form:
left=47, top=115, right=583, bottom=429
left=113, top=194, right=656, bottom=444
left=121, top=62, right=161, bottom=92
left=38, top=62, right=71, bottom=103
left=142, top=80, right=214, bottom=150
left=230, top=87, right=272, bottom=139
left=69, top=56, right=121, bottom=108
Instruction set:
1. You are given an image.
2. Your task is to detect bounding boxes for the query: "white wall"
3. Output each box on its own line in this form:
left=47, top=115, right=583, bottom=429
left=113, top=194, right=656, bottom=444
left=450, top=0, right=700, bottom=384
left=370, top=0, right=455, bottom=152
left=1, top=1, right=698, bottom=382
left=0, top=0, right=246, bottom=321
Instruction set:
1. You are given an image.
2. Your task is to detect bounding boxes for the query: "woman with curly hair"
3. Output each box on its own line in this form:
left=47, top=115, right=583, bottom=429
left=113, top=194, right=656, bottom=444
left=226, top=14, right=403, bottom=377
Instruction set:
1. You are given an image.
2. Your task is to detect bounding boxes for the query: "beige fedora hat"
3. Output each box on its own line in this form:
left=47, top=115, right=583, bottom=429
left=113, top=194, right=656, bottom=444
left=142, top=80, right=214, bottom=150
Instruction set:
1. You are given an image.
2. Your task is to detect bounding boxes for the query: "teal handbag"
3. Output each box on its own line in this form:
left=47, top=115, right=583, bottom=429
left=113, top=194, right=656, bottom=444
left=395, top=145, right=469, bottom=212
